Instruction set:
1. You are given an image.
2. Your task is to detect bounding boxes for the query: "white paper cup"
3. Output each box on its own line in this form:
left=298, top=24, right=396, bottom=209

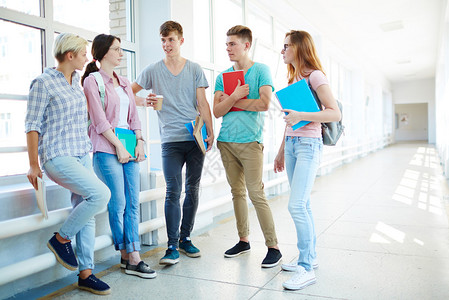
left=154, top=95, right=163, bottom=110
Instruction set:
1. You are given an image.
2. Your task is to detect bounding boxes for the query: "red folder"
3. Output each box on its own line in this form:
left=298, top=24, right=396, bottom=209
left=223, top=70, right=246, bottom=112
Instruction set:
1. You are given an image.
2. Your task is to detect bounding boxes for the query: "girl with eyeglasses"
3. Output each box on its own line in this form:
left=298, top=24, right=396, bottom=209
left=82, top=34, right=156, bottom=279
left=274, top=30, right=341, bottom=290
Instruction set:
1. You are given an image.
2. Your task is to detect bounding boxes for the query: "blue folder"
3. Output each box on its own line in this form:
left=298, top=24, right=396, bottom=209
left=275, top=79, right=320, bottom=130
left=185, top=119, right=207, bottom=154
left=115, top=127, right=136, bottom=158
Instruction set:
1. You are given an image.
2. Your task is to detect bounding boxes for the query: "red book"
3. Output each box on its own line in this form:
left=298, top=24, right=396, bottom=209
left=223, top=70, right=246, bottom=112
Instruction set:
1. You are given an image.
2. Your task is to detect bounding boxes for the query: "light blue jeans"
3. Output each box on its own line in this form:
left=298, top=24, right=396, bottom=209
left=43, top=154, right=110, bottom=271
left=284, top=136, right=322, bottom=271
left=93, top=152, right=141, bottom=253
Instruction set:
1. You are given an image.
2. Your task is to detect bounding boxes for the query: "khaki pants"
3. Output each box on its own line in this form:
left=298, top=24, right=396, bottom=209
left=217, top=141, right=278, bottom=247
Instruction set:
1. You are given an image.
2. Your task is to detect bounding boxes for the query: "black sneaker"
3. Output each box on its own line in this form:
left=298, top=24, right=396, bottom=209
left=78, top=274, right=111, bottom=295
left=261, top=248, right=282, bottom=268
left=125, top=261, right=157, bottom=279
left=120, top=258, right=128, bottom=269
left=47, top=233, right=78, bottom=271
left=224, top=241, right=251, bottom=258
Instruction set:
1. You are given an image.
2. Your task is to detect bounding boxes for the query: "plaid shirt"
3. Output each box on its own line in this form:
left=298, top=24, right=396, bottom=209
left=25, top=68, right=92, bottom=165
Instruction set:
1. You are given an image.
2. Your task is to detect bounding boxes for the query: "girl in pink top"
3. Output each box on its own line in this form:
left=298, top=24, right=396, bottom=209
left=82, top=34, right=156, bottom=279
left=274, top=31, right=341, bottom=291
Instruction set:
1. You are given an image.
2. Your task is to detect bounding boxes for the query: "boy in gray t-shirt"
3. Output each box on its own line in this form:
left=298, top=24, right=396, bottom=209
left=132, top=21, right=214, bottom=266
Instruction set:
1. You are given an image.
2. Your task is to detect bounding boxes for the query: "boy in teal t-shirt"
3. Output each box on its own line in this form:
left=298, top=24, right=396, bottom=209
left=213, top=25, right=282, bottom=268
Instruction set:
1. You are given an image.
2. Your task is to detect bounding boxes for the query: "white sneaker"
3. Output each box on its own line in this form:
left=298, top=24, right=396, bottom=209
left=283, top=266, right=316, bottom=290
left=281, top=259, right=318, bottom=272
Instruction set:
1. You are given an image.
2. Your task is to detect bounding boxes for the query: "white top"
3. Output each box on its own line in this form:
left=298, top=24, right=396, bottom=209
left=115, top=86, right=130, bottom=129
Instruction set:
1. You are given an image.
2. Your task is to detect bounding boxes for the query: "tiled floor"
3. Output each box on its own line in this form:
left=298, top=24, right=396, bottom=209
left=43, top=142, right=449, bottom=299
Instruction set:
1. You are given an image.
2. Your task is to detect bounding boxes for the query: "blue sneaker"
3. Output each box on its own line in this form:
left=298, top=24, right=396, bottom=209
left=78, top=274, right=111, bottom=295
left=47, top=233, right=78, bottom=271
left=179, top=238, right=201, bottom=258
left=159, top=246, right=180, bottom=265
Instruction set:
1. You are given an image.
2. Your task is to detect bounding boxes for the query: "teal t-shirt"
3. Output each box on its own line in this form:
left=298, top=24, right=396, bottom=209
left=215, top=62, right=274, bottom=143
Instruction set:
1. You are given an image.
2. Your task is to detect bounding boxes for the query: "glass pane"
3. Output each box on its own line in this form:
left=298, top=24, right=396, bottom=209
left=0, top=151, right=29, bottom=176
left=0, top=0, right=40, bottom=16
left=193, top=0, right=211, bottom=63
left=0, top=20, right=42, bottom=95
left=213, top=0, right=242, bottom=68
left=0, top=99, right=27, bottom=176
left=247, top=3, right=272, bottom=46
left=53, top=0, right=109, bottom=33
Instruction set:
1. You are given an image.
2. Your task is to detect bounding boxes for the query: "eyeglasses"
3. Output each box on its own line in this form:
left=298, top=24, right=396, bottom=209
left=110, top=46, right=123, bottom=53
left=283, top=44, right=292, bottom=51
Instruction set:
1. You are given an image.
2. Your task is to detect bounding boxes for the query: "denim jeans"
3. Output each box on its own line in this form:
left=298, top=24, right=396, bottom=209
left=161, top=141, right=205, bottom=247
left=284, top=136, right=322, bottom=271
left=93, top=152, right=141, bottom=253
left=43, top=154, right=110, bottom=271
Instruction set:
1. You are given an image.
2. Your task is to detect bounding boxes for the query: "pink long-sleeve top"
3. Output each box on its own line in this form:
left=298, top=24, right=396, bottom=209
left=84, top=69, right=141, bottom=155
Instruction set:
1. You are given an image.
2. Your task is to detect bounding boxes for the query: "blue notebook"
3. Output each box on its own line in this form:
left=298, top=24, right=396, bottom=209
left=275, top=79, right=320, bottom=130
left=115, top=127, right=136, bottom=159
left=185, top=117, right=208, bottom=154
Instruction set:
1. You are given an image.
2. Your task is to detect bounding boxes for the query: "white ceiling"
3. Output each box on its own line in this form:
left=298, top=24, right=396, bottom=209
left=280, top=0, right=445, bottom=83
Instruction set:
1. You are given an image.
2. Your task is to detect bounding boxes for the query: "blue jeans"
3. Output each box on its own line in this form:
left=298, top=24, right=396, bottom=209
left=161, top=141, right=205, bottom=247
left=43, top=154, right=110, bottom=271
left=93, top=152, right=141, bottom=253
left=284, top=136, right=322, bottom=271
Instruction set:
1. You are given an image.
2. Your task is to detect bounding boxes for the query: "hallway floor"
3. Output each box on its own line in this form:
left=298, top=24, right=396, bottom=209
left=42, top=142, right=449, bottom=300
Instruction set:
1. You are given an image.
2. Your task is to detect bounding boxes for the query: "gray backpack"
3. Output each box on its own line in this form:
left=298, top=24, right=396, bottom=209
left=308, top=81, right=344, bottom=146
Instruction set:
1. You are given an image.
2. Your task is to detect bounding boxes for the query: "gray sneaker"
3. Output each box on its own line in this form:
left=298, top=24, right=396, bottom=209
left=125, top=261, right=157, bottom=279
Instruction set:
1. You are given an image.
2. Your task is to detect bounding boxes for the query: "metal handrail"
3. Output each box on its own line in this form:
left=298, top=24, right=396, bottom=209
left=0, top=137, right=390, bottom=286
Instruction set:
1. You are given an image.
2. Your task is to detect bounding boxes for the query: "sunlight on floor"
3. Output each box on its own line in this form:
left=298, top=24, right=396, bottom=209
left=369, top=221, right=405, bottom=244
left=390, top=146, right=445, bottom=216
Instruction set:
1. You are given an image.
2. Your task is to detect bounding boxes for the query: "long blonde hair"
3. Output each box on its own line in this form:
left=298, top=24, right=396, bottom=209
left=285, top=30, right=324, bottom=84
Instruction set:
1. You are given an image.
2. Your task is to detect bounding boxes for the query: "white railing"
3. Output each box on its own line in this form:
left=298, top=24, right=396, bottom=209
left=0, top=137, right=391, bottom=286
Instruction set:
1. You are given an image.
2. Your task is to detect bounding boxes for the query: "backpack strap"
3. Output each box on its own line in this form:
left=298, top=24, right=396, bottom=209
left=91, top=71, right=105, bottom=110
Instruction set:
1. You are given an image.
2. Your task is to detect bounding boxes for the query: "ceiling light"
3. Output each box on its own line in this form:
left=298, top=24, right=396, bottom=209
left=380, top=20, right=404, bottom=32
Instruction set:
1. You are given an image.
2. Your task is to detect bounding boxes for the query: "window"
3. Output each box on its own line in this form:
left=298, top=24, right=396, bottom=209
left=53, top=0, right=109, bottom=33
left=0, top=0, right=40, bottom=16
left=0, top=20, right=42, bottom=95
left=0, top=112, right=11, bottom=139
left=0, top=0, right=137, bottom=177
left=213, top=0, right=242, bottom=68
left=193, top=0, right=211, bottom=63
left=247, top=2, right=272, bottom=47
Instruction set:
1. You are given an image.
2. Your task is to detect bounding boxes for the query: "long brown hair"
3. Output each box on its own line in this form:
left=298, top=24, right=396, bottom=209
left=285, top=30, right=324, bottom=84
left=81, top=34, right=120, bottom=85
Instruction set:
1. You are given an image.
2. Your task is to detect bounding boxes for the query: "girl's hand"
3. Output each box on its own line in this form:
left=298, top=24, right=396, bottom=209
left=282, top=109, right=303, bottom=127
left=135, top=140, right=146, bottom=162
left=274, top=151, right=285, bottom=173
left=116, top=144, right=131, bottom=164
left=27, top=166, right=42, bottom=190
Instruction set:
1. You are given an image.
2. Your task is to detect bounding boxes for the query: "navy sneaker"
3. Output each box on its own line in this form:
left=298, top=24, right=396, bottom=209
left=120, top=257, right=128, bottom=269
left=159, top=246, right=180, bottom=265
left=125, top=261, right=157, bottom=279
left=261, top=248, right=282, bottom=268
left=78, top=274, right=111, bottom=295
left=179, top=238, right=201, bottom=258
left=47, top=233, right=78, bottom=271
left=224, top=241, right=251, bottom=258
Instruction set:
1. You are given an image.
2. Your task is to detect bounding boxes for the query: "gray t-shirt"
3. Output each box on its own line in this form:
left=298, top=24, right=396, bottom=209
left=136, top=59, right=209, bottom=143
